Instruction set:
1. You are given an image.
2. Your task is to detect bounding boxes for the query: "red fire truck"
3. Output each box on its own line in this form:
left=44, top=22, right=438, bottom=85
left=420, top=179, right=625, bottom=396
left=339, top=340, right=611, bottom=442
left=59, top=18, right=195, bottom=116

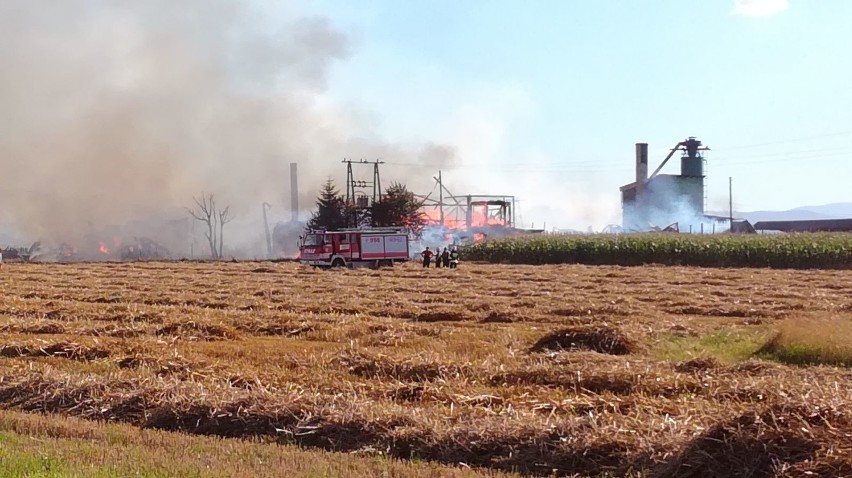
left=299, top=228, right=410, bottom=269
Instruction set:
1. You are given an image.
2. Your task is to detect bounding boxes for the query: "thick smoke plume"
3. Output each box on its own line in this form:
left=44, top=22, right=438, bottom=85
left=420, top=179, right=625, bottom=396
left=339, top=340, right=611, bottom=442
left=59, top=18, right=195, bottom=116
left=0, top=1, right=454, bottom=258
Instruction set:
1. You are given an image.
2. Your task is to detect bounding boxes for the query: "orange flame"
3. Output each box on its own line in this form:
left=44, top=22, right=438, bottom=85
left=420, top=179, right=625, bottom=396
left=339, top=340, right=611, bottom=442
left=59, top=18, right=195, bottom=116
left=473, top=233, right=486, bottom=243
left=422, top=209, right=442, bottom=222
left=421, top=205, right=507, bottom=231
left=469, top=205, right=506, bottom=228
left=421, top=208, right=472, bottom=230
left=98, top=242, right=109, bottom=255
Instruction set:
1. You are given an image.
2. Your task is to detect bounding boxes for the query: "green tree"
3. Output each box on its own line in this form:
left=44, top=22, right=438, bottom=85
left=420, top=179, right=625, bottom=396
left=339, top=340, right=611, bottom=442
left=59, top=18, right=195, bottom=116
left=307, top=179, right=348, bottom=231
left=370, top=182, right=426, bottom=234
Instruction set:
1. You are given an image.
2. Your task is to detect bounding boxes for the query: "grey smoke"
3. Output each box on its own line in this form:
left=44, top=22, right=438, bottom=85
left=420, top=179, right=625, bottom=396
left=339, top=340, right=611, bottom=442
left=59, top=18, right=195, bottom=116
left=0, top=1, right=455, bottom=258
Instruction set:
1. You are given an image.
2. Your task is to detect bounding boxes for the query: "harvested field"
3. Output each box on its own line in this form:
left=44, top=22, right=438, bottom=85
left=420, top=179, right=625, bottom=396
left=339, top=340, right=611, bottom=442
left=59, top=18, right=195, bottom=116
left=1, top=261, right=852, bottom=476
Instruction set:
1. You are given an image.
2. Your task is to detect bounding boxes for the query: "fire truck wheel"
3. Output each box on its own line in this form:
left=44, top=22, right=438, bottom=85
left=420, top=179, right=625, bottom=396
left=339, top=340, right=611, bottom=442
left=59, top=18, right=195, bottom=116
left=331, top=258, right=345, bottom=268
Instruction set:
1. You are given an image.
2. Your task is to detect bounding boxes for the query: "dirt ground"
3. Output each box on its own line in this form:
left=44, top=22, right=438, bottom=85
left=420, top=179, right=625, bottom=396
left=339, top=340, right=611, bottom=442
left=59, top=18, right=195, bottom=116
left=0, top=261, right=851, bottom=477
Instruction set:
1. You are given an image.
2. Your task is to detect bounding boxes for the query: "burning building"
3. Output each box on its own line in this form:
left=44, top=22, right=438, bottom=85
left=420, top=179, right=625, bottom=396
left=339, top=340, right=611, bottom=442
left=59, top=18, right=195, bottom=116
left=619, top=137, right=709, bottom=231
left=417, top=172, right=542, bottom=246
left=440, top=195, right=516, bottom=231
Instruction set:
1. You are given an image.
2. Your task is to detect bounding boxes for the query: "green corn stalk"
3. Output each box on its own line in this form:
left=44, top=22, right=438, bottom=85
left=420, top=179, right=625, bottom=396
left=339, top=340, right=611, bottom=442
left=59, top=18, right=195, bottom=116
left=461, top=233, right=852, bottom=269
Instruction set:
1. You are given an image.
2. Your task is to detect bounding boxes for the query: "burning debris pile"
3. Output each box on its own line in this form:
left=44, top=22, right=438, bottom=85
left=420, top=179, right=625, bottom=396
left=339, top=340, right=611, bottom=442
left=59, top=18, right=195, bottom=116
left=47, top=237, right=171, bottom=262
left=418, top=194, right=543, bottom=249
left=0, top=242, right=42, bottom=262
left=27, top=215, right=193, bottom=262
left=57, top=243, right=80, bottom=261
left=118, top=238, right=171, bottom=261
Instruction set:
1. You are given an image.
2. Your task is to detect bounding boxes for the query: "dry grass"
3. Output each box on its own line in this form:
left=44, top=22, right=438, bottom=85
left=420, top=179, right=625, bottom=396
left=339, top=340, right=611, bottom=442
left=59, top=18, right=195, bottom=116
left=758, top=317, right=852, bottom=366
left=0, top=409, right=507, bottom=478
left=0, top=261, right=850, bottom=476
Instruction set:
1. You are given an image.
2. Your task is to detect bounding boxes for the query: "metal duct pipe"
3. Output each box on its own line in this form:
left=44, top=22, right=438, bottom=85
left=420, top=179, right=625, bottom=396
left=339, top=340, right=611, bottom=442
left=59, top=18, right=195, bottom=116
left=290, top=162, right=298, bottom=222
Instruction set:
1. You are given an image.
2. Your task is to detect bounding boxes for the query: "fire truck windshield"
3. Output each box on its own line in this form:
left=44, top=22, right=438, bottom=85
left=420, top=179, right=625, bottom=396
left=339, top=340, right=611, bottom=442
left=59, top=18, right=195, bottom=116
left=303, top=234, right=324, bottom=247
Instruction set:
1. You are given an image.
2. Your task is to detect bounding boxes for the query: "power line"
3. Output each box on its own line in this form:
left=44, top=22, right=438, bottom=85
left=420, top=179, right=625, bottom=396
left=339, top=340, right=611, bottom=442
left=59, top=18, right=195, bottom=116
left=382, top=143, right=852, bottom=173
left=382, top=154, right=850, bottom=173
left=713, top=147, right=852, bottom=162
left=720, top=130, right=852, bottom=151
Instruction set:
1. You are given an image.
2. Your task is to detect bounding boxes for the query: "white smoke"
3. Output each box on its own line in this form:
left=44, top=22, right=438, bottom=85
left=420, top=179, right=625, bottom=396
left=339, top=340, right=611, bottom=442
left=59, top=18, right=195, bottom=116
left=0, top=1, right=455, bottom=259
left=623, top=179, right=729, bottom=234
left=426, top=84, right=621, bottom=232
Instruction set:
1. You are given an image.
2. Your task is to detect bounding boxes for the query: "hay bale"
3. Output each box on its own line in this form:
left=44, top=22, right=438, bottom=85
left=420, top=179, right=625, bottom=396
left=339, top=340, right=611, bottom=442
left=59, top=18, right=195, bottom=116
left=656, top=405, right=846, bottom=478
left=338, top=352, right=468, bottom=382
left=88, top=325, right=147, bottom=338
left=413, top=310, right=474, bottom=322
left=481, top=311, right=515, bottom=323
left=386, top=384, right=425, bottom=402
left=727, top=360, right=782, bottom=375
left=24, top=322, right=67, bottom=335
left=252, top=323, right=315, bottom=337
left=530, top=326, right=639, bottom=355
left=674, top=356, right=721, bottom=373
left=116, top=356, right=146, bottom=369
left=155, top=321, right=239, bottom=341
left=116, top=354, right=199, bottom=378
left=0, top=342, right=109, bottom=361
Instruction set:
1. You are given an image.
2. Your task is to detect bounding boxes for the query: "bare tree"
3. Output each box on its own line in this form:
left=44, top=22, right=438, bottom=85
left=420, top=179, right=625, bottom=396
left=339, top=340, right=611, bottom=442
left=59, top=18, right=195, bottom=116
left=187, top=193, right=233, bottom=259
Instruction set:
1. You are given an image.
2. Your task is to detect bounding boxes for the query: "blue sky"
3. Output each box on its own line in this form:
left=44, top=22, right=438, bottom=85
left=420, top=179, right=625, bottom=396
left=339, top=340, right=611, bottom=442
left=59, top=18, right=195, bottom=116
left=297, top=0, right=851, bottom=228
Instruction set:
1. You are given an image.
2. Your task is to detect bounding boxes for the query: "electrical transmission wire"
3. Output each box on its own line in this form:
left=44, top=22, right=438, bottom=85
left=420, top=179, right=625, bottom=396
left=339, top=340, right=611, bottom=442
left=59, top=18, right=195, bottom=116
left=381, top=131, right=852, bottom=173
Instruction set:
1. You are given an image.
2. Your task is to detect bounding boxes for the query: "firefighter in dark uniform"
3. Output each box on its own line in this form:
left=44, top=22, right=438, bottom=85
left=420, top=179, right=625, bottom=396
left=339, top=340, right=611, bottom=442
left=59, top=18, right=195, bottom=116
left=421, top=247, right=434, bottom=268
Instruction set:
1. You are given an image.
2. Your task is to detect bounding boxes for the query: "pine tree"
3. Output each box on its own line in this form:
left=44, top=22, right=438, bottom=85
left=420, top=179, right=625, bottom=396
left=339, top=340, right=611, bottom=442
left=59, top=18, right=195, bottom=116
left=370, top=182, right=426, bottom=234
left=307, top=179, right=348, bottom=231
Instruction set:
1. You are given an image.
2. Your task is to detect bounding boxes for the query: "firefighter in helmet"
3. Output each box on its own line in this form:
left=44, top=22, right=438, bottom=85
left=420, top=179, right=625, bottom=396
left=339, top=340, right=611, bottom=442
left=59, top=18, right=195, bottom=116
left=449, top=246, right=460, bottom=269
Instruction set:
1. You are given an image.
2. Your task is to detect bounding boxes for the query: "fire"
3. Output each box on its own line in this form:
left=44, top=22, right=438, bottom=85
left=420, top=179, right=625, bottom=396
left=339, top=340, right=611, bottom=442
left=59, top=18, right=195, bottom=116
left=473, top=233, right=486, bottom=242
left=98, top=242, right=109, bottom=255
left=422, top=208, right=442, bottom=222
left=58, top=243, right=78, bottom=258
left=443, top=218, right=467, bottom=229
left=421, top=209, right=467, bottom=230
left=470, top=206, right=506, bottom=228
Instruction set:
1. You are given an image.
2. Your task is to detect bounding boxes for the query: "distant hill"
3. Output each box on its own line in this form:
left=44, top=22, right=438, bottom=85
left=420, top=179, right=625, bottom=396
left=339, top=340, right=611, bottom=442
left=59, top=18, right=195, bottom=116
left=790, top=203, right=852, bottom=217
left=708, top=202, right=852, bottom=223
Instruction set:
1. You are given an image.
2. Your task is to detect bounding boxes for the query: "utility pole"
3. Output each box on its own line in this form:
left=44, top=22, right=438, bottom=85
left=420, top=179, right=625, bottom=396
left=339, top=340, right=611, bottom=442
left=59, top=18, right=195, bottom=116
left=344, top=160, right=354, bottom=206
left=342, top=159, right=384, bottom=228
left=262, top=202, right=273, bottom=258
left=373, top=161, right=382, bottom=203
left=438, top=170, right=444, bottom=225
left=729, top=177, right=733, bottom=232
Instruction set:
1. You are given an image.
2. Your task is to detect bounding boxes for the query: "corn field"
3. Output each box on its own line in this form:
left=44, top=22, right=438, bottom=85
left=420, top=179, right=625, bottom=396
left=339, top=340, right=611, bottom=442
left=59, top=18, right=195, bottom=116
left=463, top=233, right=852, bottom=268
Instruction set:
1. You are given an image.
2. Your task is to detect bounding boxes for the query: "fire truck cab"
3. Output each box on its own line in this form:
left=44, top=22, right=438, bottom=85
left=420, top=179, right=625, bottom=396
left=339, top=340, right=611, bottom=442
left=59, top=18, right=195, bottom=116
left=299, top=228, right=410, bottom=269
